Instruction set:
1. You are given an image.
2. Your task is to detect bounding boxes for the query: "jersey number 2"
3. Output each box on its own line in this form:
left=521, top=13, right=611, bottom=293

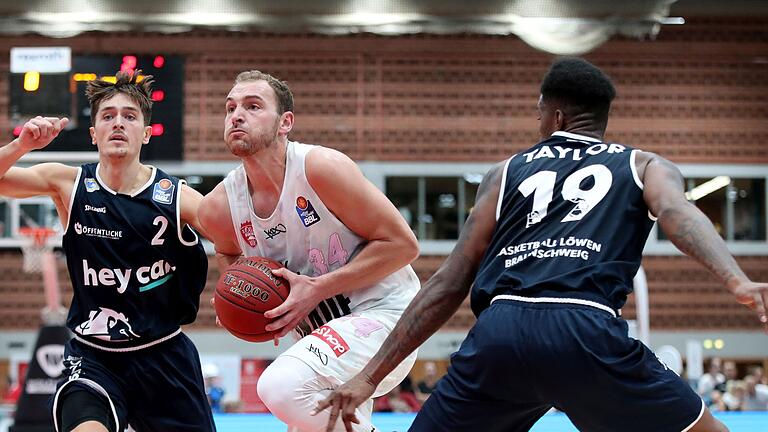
left=518, top=164, right=612, bottom=228
left=152, top=216, right=168, bottom=245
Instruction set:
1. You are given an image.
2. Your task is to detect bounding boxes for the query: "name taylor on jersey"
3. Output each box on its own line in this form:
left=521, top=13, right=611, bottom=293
left=521, top=142, right=627, bottom=163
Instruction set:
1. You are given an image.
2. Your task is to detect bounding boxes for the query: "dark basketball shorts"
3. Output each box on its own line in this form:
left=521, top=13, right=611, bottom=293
left=52, top=332, right=215, bottom=432
left=411, top=298, right=704, bottom=432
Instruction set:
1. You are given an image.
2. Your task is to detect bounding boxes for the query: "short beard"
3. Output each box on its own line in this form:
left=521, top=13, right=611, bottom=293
left=225, top=120, right=280, bottom=157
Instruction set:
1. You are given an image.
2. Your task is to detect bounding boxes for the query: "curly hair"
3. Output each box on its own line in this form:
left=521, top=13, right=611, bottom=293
left=540, top=57, right=616, bottom=123
left=85, top=70, right=154, bottom=126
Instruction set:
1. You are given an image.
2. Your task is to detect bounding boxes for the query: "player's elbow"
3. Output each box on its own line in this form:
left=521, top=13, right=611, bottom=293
left=655, top=199, right=696, bottom=225
left=398, top=230, right=420, bottom=264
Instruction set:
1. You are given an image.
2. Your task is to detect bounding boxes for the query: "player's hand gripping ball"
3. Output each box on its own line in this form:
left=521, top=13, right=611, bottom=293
left=214, top=257, right=290, bottom=342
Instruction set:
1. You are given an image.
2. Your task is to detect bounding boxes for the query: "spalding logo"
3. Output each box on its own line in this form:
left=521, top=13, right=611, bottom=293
left=236, top=259, right=283, bottom=288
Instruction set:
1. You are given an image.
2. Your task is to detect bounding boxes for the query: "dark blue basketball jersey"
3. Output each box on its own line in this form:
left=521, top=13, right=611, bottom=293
left=63, top=163, right=208, bottom=350
left=472, top=132, right=655, bottom=316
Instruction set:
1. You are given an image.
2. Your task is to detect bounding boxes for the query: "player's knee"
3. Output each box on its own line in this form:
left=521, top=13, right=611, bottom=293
left=258, top=357, right=321, bottom=424
left=257, top=362, right=297, bottom=416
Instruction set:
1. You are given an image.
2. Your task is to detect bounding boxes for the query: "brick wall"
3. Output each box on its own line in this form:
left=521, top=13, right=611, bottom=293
left=0, top=16, right=766, bottom=331
left=0, top=17, right=764, bottom=163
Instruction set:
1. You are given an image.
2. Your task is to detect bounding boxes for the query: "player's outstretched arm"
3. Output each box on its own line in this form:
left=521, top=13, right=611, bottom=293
left=641, top=153, right=768, bottom=331
left=0, top=117, right=75, bottom=200
left=199, top=182, right=242, bottom=274
left=312, top=161, right=506, bottom=432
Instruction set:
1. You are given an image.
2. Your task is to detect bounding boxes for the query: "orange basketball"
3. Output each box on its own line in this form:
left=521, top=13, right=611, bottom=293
left=214, top=257, right=290, bottom=342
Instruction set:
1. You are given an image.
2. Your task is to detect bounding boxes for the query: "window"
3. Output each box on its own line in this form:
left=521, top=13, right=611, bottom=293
left=732, top=178, right=765, bottom=241
left=0, top=200, right=9, bottom=237
left=386, top=176, right=418, bottom=234
left=425, top=177, right=459, bottom=240
left=657, top=176, right=766, bottom=242
left=19, top=201, right=61, bottom=232
left=380, top=164, right=765, bottom=256
left=386, top=175, right=481, bottom=240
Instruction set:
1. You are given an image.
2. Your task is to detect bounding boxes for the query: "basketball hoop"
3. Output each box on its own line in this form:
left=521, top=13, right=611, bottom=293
left=19, top=227, right=56, bottom=274
left=20, top=227, right=67, bottom=325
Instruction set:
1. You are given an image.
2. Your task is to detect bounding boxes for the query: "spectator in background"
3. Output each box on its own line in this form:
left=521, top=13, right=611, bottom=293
left=722, top=380, right=746, bottom=411
left=718, top=360, right=739, bottom=392
left=698, top=357, right=726, bottom=401
left=373, top=378, right=421, bottom=413
left=397, top=377, right=422, bottom=412
left=747, top=366, right=766, bottom=386
left=742, top=375, right=768, bottom=411
left=708, top=390, right=727, bottom=412
left=372, top=394, right=391, bottom=413
left=415, top=361, right=440, bottom=403
left=202, top=363, right=225, bottom=413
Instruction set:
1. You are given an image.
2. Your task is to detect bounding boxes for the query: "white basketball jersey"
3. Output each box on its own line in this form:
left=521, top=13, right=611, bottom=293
left=224, top=141, right=420, bottom=336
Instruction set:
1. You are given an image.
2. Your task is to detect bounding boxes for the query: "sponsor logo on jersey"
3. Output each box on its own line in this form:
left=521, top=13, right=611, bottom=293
left=84, top=178, right=100, bottom=192
left=306, top=343, right=329, bottom=365
left=240, top=221, right=257, bottom=247
left=310, top=325, right=349, bottom=357
left=152, top=178, right=174, bottom=204
left=84, top=204, right=106, bottom=214
left=64, top=355, right=83, bottom=381
left=73, top=222, right=122, bottom=240
left=295, top=196, right=321, bottom=227
left=81, top=258, right=176, bottom=294
left=75, top=307, right=140, bottom=341
left=263, top=223, right=286, bottom=240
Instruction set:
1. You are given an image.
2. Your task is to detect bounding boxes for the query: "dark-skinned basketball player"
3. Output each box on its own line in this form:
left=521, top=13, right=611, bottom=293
left=314, top=58, right=768, bottom=431
left=0, top=71, right=215, bottom=431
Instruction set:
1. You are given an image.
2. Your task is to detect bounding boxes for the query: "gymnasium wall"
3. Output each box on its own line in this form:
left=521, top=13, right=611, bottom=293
left=0, top=16, right=766, bottom=331
left=0, top=17, right=764, bottom=163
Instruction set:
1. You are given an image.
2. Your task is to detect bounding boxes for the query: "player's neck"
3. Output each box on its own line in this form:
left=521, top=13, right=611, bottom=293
left=561, top=115, right=605, bottom=141
left=242, top=139, right=287, bottom=217
left=242, top=139, right=287, bottom=186
left=97, top=160, right=152, bottom=195
left=560, top=128, right=603, bottom=141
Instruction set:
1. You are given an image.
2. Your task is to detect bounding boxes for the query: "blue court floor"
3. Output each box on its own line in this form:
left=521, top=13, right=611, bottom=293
left=214, top=411, right=767, bottom=431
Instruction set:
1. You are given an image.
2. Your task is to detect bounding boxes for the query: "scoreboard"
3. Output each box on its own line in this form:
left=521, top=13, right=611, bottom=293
left=9, top=54, right=184, bottom=161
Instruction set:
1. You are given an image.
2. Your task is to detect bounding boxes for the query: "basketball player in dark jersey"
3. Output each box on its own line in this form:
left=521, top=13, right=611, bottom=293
left=0, top=71, right=215, bottom=431
left=315, top=58, right=768, bottom=431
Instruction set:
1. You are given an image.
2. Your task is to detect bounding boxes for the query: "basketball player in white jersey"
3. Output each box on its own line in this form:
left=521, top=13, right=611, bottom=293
left=199, top=70, right=421, bottom=432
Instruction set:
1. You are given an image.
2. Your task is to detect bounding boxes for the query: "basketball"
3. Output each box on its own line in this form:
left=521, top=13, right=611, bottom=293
left=214, top=256, right=290, bottom=342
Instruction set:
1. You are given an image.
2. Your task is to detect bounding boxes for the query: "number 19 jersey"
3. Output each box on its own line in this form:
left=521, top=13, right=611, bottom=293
left=472, top=131, right=655, bottom=316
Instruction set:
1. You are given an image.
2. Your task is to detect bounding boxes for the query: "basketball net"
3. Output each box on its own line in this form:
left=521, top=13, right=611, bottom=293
left=20, top=227, right=54, bottom=273
left=20, top=227, right=68, bottom=325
